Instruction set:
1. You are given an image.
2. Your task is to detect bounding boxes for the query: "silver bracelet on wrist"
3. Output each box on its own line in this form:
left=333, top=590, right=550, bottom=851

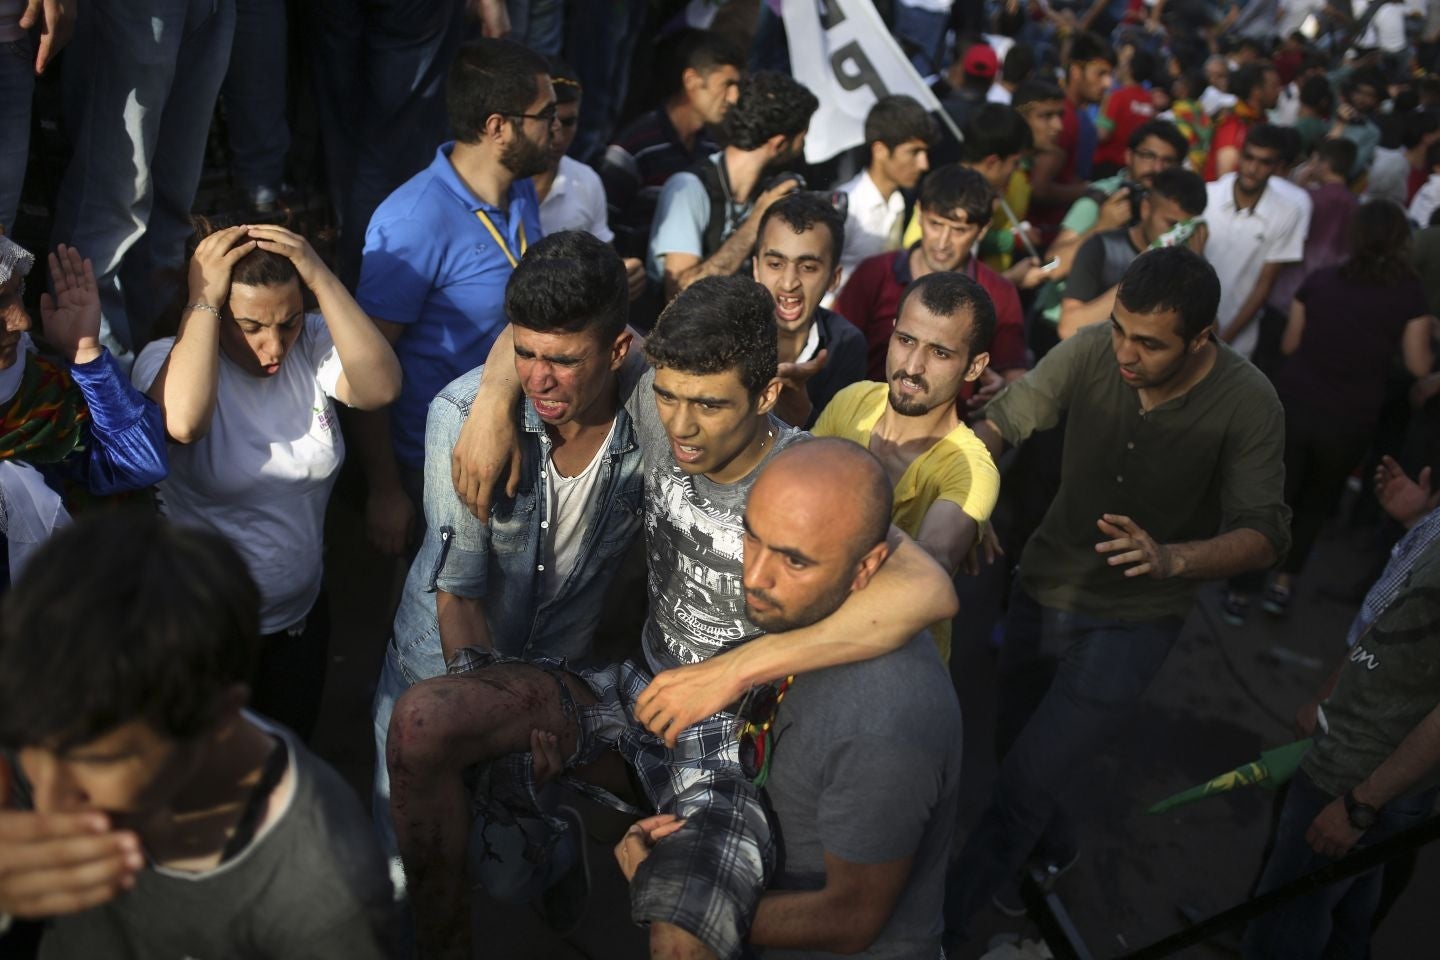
left=185, top=302, right=223, bottom=319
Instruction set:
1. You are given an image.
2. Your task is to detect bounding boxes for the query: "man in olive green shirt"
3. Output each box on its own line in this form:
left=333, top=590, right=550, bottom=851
left=943, top=246, right=1291, bottom=942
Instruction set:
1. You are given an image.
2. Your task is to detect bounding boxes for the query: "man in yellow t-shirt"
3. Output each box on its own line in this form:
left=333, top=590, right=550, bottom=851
left=814, top=271, right=1001, bottom=663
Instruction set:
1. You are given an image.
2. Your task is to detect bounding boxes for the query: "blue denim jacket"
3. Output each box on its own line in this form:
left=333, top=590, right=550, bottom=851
left=390, top=365, right=644, bottom=680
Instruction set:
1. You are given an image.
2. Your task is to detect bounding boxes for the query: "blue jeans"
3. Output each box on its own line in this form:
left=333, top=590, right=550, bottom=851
left=51, top=0, right=236, bottom=357
left=222, top=0, right=290, bottom=191
left=372, top=634, right=446, bottom=879
left=892, top=2, right=951, bottom=78
left=304, top=0, right=463, bottom=286
left=564, top=0, right=647, bottom=165
left=0, top=34, right=34, bottom=232
left=944, top=585, right=1182, bottom=936
left=1242, top=770, right=1439, bottom=959
left=506, top=0, right=565, bottom=55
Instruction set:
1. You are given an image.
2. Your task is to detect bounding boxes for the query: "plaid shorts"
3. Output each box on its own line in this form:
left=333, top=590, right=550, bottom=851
left=466, top=654, right=774, bottom=960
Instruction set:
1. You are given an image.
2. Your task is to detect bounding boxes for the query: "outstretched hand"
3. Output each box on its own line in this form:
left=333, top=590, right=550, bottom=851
left=39, top=245, right=101, bottom=365
left=1374, top=456, right=1438, bottom=529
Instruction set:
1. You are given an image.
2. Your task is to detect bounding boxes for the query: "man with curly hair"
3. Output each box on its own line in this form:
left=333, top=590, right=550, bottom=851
left=648, top=72, right=819, bottom=301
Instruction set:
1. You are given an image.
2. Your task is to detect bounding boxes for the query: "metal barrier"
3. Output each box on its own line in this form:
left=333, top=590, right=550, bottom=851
left=1017, top=812, right=1440, bottom=960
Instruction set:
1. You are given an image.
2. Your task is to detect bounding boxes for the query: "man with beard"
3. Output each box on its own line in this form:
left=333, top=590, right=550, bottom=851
left=943, top=247, right=1290, bottom=944
left=751, top=193, right=867, bottom=429
left=815, top=272, right=1001, bottom=664
left=614, top=439, right=963, bottom=958
left=836, top=165, right=1026, bottom=389
left=648, top=71, right=819, bottom=302
left=394, top=277, right=957, bottom=960
left=352, top=39, right=552, bottom=558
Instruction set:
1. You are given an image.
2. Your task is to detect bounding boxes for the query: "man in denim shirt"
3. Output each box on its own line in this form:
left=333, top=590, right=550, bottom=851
left=371, top=232, right=644, bottom=895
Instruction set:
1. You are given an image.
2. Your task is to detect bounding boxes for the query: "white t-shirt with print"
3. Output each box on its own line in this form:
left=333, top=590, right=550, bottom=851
left=134, top=314, right=346, bottom=633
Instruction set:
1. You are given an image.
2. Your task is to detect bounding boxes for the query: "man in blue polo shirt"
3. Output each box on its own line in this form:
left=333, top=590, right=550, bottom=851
left=355, top=38, right=554, bottom=557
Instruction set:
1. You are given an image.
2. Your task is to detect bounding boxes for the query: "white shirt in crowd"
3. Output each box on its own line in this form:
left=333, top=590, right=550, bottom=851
left=538, top=155, right=614, bottom=243
left=1367, top=146, right=1412, bottom=206
left=540, top=417, right=617, bottom=601
left=134, top=315, right=346, bottom=634
left=1200, top=85, right=1238, bottom=117
left=1278, top=0, right=1326, bottom=39
left=833, top=169, right=907, bottom=298
left=1360, top=0, right=1422, bottom=53
left=1411, top=173, right=1440, bottom=228
left=1203, top=173, right=1306, bottom=359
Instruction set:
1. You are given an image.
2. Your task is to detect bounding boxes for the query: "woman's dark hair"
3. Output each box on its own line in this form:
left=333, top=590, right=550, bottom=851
left=506, top=231, right=629, bottom=342
left=644, top=276, right=777, bottom=398
left=447, top=39, right=549, bottom=143
left=719, top=72, right=819, bottom=151
left=0, top=511, right=262, bottom=752
left=918, top=164, right=995, bottom=229
left=1116, top=246, right=1220, bottom=341
left=1340, top=200, right=1419, bottom=286
left=895, top=271, right=998, bottom=358
left=757, top=192, right=846, bottom=269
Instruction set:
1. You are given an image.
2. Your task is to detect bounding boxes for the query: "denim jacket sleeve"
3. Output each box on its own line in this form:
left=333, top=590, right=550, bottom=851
left=68, top=348, right=168, bottom=494
left=421, top=371, right=494, bottom=599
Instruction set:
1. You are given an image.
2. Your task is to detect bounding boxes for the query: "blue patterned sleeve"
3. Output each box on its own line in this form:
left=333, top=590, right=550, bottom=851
left=67, top=348, right=169, bottom=494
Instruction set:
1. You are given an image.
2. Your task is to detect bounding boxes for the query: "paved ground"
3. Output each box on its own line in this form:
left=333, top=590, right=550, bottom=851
left=314, top=466, right=1437, bottom=960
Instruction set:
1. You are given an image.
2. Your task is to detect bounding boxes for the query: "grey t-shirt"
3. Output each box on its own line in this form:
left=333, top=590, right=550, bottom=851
left=759, top=633, right=963, bottom=959
left=40, top=724, right=398, bottom=960
left=1064, top=227, right=1141, bottom=306
left=1304, top=538, right=1440, bottom=799
left=626, top=367, right=805, bottom=671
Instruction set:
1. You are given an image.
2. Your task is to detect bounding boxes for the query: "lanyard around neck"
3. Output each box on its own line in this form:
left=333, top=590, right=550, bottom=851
left=475, top=209, right=527, bottom=269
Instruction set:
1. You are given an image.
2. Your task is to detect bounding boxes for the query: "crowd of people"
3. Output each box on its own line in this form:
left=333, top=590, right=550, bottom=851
left=2, top=0, right=1440, bottom=958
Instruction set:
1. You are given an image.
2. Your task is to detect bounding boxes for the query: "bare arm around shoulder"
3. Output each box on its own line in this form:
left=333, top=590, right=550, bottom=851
left=915, top=500, right=980, bottom=575
left=145, top=226, right=257, bottom=443
left=663, top=178, right=801, bottom=300
left=749, top=852, right=913, bottom=954
left=636, top=527, right=958, bottom=745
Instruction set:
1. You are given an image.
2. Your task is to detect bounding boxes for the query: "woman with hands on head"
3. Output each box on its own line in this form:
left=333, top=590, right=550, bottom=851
left=134, top=223, right=401, bottom=741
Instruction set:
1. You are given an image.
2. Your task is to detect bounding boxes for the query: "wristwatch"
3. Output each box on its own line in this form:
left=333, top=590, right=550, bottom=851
left=1344, top=790, right=1381, bottom=831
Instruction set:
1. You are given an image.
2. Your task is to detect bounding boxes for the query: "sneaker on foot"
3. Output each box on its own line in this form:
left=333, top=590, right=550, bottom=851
left=537, top=805, right=591, bottom=936
left=1261, top=583, right=1292, bottom=617
left=1221, top=592, right=1248, bottom=627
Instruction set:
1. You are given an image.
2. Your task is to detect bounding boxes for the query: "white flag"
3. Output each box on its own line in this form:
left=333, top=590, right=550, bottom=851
left=782, top=0, right=945, bottom=163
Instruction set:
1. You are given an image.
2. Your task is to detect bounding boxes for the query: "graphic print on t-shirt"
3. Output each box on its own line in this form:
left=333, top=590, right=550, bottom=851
left=642, top=463, right=754, bottom=667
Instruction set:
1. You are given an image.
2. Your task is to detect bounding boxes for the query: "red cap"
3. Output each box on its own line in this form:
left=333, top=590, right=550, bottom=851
left=963, top=44, right=999, bottom=79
